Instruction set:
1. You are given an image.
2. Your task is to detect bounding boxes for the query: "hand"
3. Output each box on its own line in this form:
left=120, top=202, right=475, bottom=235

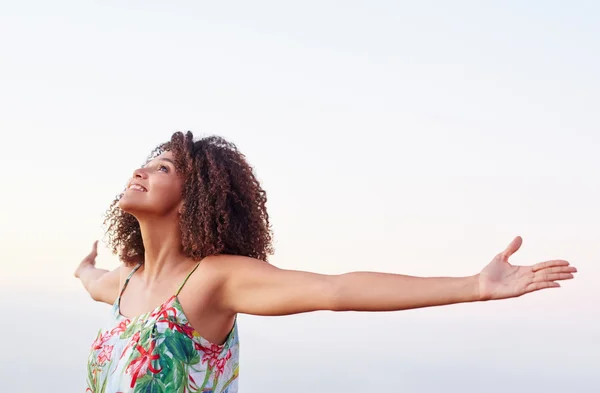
left=74, top=241, right=99, bottom=278
left=478, top=236, right=576, bottom=301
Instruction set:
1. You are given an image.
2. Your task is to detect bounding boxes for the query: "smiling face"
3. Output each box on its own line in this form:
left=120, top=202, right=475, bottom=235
left=118, top=151, right=184, bottom=218
left=104, top=132, right=274, bottom=265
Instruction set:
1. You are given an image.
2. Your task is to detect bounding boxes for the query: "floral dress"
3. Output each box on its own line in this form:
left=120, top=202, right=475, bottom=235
left=86, top=263, right=239, bottom=393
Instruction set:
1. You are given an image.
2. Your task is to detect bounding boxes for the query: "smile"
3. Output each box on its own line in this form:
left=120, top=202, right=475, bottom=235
left=128, top=184, right=147, bottom=192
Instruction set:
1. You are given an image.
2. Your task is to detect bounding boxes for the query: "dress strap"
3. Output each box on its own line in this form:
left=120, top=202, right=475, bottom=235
left=118, top=263, right=143, bottom=300
left=175, top=262, right=201, bottom=296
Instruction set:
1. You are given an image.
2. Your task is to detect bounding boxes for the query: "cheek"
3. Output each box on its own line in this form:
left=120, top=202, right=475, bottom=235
left=151, top=180, right=184, bottom=207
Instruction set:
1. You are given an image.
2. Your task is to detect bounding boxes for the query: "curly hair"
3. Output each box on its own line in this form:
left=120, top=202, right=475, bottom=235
left=103, top=131, right=273, bottom=265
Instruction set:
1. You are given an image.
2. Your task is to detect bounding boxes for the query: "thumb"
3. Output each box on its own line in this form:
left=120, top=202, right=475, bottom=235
left=501, top=236, right=523, bottom=259
left=90, top=240, right=98, bottom=258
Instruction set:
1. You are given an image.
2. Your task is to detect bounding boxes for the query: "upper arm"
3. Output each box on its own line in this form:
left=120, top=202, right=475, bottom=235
left=215, top=255, right=339, bottom=316
left=89, top=265, right=125, bottom=305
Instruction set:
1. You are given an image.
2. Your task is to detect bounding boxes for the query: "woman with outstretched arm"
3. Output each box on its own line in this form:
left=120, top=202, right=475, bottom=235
left=76, top=131, right=576, bottom=393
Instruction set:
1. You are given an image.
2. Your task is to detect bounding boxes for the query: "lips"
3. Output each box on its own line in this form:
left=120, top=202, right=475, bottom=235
left=128, top=183, right=147, bottom=192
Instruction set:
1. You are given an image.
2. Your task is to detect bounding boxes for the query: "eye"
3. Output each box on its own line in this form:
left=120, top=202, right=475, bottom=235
left=158, top=165, right=169, bottom=173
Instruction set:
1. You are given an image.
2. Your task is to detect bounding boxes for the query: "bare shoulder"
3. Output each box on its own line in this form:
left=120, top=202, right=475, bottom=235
left=199, top=254, right=273, bottom=278
left=207, top=254, right=273, bottom=268
left=183, top=255, right=271, bottom=311
left=177, top=256, right=255, bottom=344
left=117, top=263, right=136, bottom=286
left=185, top=255, right=271, bottom=295
left=174, top=257, right=237, bottom=318
left=187, top=255, right=238, bottom=286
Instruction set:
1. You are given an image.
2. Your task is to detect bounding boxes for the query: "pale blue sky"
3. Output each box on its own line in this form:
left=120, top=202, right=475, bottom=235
left=0, top=1, right=598, bottom=392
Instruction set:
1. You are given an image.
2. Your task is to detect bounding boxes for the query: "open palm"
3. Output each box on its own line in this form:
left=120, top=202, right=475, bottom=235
left=478, top=236, right=576, bottom=301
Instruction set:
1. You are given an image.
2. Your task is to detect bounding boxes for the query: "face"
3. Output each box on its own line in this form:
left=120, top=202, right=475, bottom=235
left=118, top=151, right=184, bottom=219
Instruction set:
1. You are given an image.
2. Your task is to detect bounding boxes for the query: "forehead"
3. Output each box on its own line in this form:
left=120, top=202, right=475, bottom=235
left=145, top=150, right=175, bottom=166
left=149, top=150, right=174, bottom=162
left=157, top=151, right=174, bottom=160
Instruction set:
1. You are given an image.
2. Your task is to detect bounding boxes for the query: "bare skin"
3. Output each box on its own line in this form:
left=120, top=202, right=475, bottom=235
left=75, top=151, right=577, bottom=345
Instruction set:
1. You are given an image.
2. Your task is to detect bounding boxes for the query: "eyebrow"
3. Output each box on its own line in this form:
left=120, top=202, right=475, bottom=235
left=143, top=157, right=175, bottom=168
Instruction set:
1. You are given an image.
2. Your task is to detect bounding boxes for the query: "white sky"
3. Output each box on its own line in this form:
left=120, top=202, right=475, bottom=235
left=0, top=1, right=598, bottom=392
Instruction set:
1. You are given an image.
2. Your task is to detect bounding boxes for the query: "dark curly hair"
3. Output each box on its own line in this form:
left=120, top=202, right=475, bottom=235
left=103, top=131, right=273, bottom=265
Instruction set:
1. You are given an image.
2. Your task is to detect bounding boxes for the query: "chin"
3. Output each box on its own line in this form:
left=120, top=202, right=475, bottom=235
left=118, top=194, right=175, bottom=219
left=118, top=193, right=146, bottom=215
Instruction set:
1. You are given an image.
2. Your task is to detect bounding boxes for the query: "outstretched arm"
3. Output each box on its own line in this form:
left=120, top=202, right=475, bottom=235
left=218, top=236, right=576, bottom=316
left=74, top=241, right=122, bottom=304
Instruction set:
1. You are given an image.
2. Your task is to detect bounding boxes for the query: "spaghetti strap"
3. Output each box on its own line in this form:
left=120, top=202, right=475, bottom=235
left=175, top=262, right=201, bottom=296
left=89, top=258, right=238, bottom=392
left=118, top=263, right=143, bottom=300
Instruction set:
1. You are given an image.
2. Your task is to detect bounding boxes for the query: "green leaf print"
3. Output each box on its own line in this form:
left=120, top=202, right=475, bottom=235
left=87, top=293, right=238, bottom=393
left=199, top=367, right=213, bottom=392
left=140, top=324, right=154, bottom=343
left=219, top=365, right=239, bottom=393
left=98, top=373, right=108, bottom=393
left=120, top=320, right=139, bottom=339
left=134, top=375, right=166, bottom=393
left=172, top=298, right=184, bottom=314
left=178, top=364, right=190, bottom=391
left=173, top=363, right=187, bottom=393
left=163, top=328, right=200, bottom=365
left=158, top=354, right=173, bottom=381
left=159, top=354, right=187, bottom=393
left=87, top=360, right=95, bottom=388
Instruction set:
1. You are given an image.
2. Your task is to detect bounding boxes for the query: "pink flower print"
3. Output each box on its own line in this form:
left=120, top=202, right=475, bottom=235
left=120, top=331, right=141, bottom=360
left=97, top=345, right=113, bottom=365
left=126, top=340, right=162, bottom=387
left=164, top=296, right=176, bottom=309
left=150, top=296, right=177, bottom=319
left=200, top=344, right=231, bottom=376
left=214, top=350, right=232, bottom=375
left=153, top=298, right=179, bottom=330
left=172, top=321, right=196, bottom=338
left=91, top=331, right=111, bottom=350
left=199, top=343, right=220, bottom=366
left=110, top=319, right=131, bottom=335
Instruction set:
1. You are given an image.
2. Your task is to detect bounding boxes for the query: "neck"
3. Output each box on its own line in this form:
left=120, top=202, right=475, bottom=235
left=137, top=215, right=187, bottom=280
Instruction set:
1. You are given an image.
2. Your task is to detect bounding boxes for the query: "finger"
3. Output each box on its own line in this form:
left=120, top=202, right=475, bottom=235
left=533, top=272, right=574, bottom=282
left=531, top=260, right=570, bottom=272
left=90, top=241, right=98, bottom=257
left=536, top=266, right=578, bottom=274
left=501, top=236, right=523, bottom=258
left=525, top=281, right=561, bottom=294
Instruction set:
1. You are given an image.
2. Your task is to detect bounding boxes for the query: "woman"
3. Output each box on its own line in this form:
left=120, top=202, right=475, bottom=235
left=75, top=131, right=576, bottom=393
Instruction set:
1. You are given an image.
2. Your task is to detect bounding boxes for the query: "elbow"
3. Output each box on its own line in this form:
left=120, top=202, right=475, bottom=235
left=328, top=273, right=372, bottom=312
left=329, top=275, right=347, bottom=312
left=89, top=291, right=102, bottom=302
left=87, top=281, right=103, bottom=302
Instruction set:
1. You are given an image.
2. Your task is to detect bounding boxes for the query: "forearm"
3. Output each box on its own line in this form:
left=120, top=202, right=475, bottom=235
left=78, top=265, right=110, bottom=297
left=332, top=272, right=481, bottom=312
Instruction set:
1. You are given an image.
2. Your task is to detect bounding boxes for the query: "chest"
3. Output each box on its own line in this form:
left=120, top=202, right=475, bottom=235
left=87, top=299, right=240, bottom=393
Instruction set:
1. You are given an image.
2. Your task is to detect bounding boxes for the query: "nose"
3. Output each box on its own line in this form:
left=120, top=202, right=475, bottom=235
left=132, top=166, right=149, bottom=179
